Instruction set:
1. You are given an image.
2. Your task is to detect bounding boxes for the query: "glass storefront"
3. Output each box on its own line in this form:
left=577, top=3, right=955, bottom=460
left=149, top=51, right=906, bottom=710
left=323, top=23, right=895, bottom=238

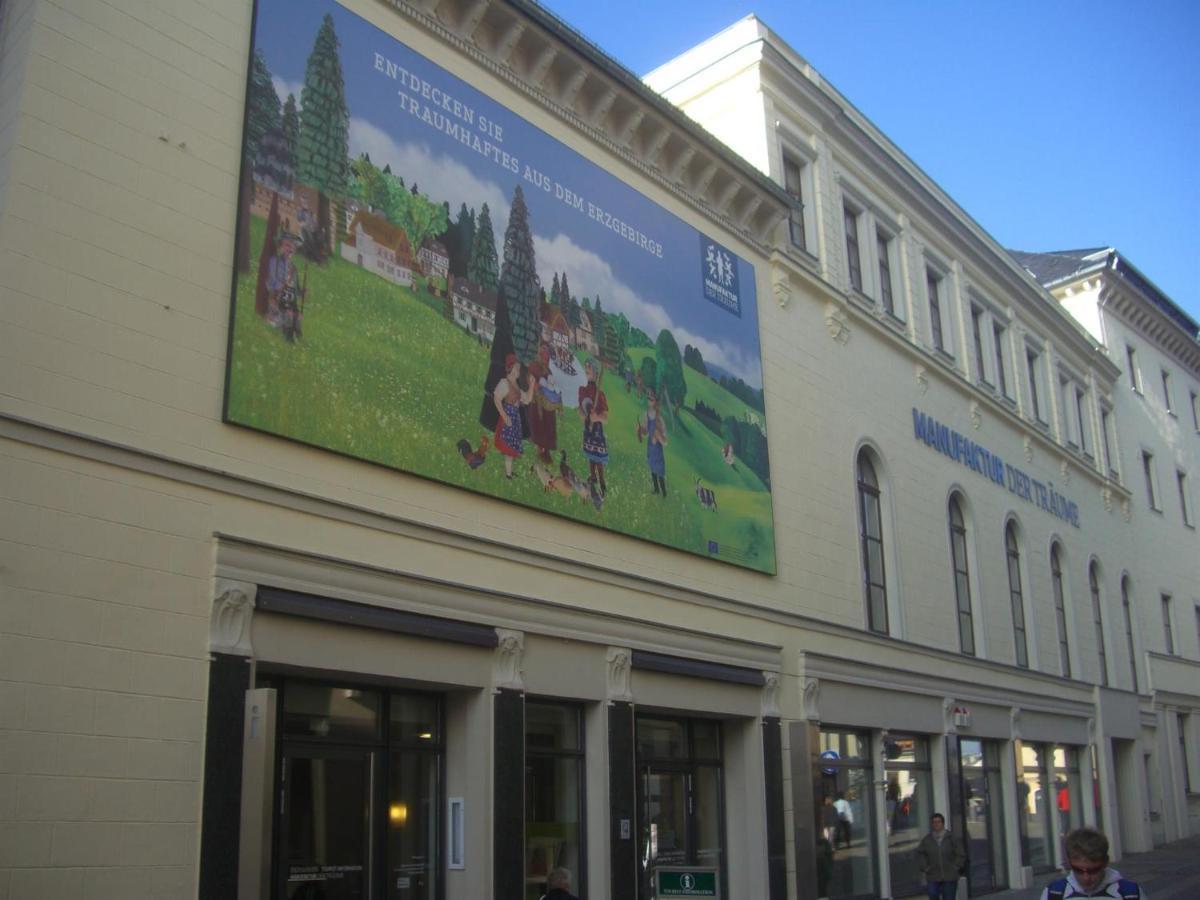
left=959, top=738, right=1007, bottom=893
left=525, top=702, right=585, bottom=899
left=884, top=734, right=932, bottom=897
left=265, top=677, right=443, bottom=900
left=636, top=716, right=725, bottom=900
left=814, top=729, right=876, bottom=899
left=1015, top=742, right=1053, bottom=873
left=1052, top=746, right=1083, bottom=861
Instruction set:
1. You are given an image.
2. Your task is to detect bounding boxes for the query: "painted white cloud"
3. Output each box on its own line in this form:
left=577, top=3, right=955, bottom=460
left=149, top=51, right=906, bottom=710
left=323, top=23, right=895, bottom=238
left=533, top=232, right=761, bottom=387
left=348, top=116, right=511, bottom=229
left=271, top=77, right=304, bottom=106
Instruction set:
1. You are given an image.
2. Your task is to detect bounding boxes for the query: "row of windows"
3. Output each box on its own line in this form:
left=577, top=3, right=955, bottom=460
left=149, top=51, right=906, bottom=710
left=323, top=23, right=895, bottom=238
left=1126, top=342, right=1200, bottom=432
left=1140, top=450, right=1194, bottom=526
left=855, top=448, right=1187, bottom=683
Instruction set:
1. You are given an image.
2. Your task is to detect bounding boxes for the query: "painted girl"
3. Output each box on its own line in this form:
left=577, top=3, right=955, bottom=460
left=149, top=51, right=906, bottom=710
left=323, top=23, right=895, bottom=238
left=578, top=357, right=609, bottom=496
left=636, top=388, right=668, bottom=496
left=493, top=353, right=534, bottom=478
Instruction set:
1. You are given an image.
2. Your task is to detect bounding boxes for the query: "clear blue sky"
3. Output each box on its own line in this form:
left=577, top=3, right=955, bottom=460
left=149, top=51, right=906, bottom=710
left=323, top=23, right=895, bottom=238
left=542, top=0, right=1200, bottom=324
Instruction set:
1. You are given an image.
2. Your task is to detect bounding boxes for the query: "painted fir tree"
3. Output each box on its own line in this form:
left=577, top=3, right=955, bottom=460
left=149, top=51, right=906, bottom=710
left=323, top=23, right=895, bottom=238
left=467, top=202, right=499, bottom=292
left=297, top=13, right=349, bottom=258
left=281, top=94, right=299, bottom=169
left=237, top=49, right=282, bottom=272
left=499, top=186, right=541, bottom=365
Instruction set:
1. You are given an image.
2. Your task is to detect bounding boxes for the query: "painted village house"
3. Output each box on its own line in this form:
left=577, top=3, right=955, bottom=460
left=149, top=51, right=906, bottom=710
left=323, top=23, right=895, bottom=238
left=418, top=237, right=450, bottom=281
left=0, top=2, right=1196, bottom=900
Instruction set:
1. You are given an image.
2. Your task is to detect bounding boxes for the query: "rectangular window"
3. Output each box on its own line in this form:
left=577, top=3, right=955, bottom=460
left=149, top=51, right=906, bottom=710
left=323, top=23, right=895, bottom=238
left=1074, top=386, right=1090, bottom=455
left=1090, top=567, right=1108, bottom=687
left=950, top=500, right=974, bottom=655
left=1127, top=344, right=1142, bottom=393
left=1123, top=582, right=1138, bottom=692
left=1016, top=743, right=1054, bottom=872
left=927, top=268, right=945, bottom=353
left=877, top=228, right=895, bottom=316
left=783, top=155, right=808, bottom=252
left=844, top=203, right=863, bottom=292
left=1143, top=451, right=1159, bottom=510
left=1180, top=713, right=1192, bottom=793
left=1162, top=370, right=1175, bottom=414
left=526, top=701, right=584, bottom=898
left=993, top=323, right=1009, bottom=397
left=1026, top=348, right=1044, bottom=422
left=1191, top=391, right=1199, bottom=431
left=816, top=730, right=878, bottom=896
left=1051, top=548, right=1071, bottom=677
left=971, top=306, right=988, bottom=384
left=1100, top=408, right=1117, bottom=477
left=1178, top=470, right=1192, bottom=526
left=1162, top=594, right=1175, bottom=654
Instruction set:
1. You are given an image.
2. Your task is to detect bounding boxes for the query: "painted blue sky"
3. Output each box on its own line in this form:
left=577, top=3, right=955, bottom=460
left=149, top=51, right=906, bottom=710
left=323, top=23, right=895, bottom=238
left=252, top=0, right=765, bottom=388
left=543, top=0, right=1200, bottom=325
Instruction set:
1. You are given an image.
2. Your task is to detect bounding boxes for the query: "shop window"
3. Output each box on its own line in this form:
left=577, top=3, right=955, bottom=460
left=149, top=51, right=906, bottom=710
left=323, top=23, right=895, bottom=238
left=883, top=734, right=931, bottom=896
left=1089, top=562, right=1108, bottom=687
left=1006, top=523, right=1029, bottom=667
left=857, top=450, right=889, bottom=634
left=1051, top=544, right=1072, bottom=677
left=1052, top=747, right=1084, bottom=842
left=636, top=716, right=725, bottom=900
left=267, top=678, right=444, bottom=900
left=525, top=701, right=584, bottom=899
left=1016, top=742, right=1054, bottom=873
left=949, top=496, right=975, bottom=655
left=815, top=729, right=877, bottom=897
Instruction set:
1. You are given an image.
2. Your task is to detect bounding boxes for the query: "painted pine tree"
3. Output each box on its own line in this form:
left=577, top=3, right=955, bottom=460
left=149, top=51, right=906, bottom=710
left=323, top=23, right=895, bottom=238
left=499, top=186, right=541, bottom=365
left=467, top=203, right=499, bottom=291
left=281, top=94, right=299, bottom=171
left=237, top=49, right=282, bottom=272
left=297, top=13, right=349, bottom=260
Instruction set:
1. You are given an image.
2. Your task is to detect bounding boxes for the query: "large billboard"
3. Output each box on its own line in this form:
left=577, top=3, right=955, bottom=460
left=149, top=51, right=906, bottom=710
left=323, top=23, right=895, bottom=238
left=225, top=0, right=777, bottom=573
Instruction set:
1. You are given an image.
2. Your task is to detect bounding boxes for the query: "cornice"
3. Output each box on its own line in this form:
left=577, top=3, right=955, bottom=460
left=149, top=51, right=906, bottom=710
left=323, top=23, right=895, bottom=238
left=378, top=0, right=790, bottom=248
left=1093, top=276, right=1200, bottom=375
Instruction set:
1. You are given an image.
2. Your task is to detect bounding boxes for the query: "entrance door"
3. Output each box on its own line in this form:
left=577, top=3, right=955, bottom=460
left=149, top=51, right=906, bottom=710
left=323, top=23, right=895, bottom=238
left=278, top=746, right=373, bottom=899
left=641, top=767, right=690, bottom=876
left=960, top=739, right=1008, bottom=893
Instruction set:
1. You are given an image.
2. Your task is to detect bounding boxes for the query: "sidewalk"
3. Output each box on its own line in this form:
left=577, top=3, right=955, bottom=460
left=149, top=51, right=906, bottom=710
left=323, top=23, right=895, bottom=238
left=987, top=833, right=1200, bottom=899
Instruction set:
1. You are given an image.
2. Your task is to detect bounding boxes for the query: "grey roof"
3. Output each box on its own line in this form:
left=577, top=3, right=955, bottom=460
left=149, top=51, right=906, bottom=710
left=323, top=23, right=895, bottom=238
left=1010, top=248, right=1199, bottom=341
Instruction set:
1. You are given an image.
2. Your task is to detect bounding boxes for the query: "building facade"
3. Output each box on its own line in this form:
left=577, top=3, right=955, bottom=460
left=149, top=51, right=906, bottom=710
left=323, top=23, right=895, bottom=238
left=0, top=5, right=1196, bottom=900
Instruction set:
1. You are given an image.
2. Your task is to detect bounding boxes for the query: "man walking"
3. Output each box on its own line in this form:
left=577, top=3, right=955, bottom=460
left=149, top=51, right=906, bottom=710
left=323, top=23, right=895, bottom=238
left=1039, top=827, right=1145, bottom=899
left=916, top=813, right=966, bottom=899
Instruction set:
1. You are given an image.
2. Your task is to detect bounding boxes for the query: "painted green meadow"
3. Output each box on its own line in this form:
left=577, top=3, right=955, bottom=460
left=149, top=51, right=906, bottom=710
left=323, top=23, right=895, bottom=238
left=226, top=216, right=776, bottom=573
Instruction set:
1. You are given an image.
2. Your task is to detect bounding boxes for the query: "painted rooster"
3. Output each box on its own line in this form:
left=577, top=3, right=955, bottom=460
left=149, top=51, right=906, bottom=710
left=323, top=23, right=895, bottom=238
left=456, top=435, right=489, bottom=469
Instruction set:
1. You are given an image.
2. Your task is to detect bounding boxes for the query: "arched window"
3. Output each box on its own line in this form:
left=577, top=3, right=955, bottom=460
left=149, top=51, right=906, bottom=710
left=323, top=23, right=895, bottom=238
left=857, top=451, right=888, bottom=634
left=1089, top=563, right=1108, bottom=686
left=1005, top=523, right=1028, bottom=667
left=1050, top=544, right=1071, bottom=677
left=1121, top=575, right=1137, bottom=691
left=949, top=496, right=974, bottom=655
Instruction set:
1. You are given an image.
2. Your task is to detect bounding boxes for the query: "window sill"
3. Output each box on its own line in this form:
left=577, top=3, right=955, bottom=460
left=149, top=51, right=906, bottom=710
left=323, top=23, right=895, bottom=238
left=933, top=347, right=956, bottom=364
left=883, top=311, right=906, bottom=329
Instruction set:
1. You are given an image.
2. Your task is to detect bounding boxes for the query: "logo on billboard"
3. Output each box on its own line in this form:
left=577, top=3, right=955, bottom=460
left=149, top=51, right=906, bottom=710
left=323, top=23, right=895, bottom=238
left=700, top=235, right=741, bottom=318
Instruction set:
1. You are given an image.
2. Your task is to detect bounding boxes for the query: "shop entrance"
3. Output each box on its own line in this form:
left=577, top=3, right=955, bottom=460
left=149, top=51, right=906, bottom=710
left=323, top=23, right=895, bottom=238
left=264, top=677, right=443, bottom=900
left=635, top=717, right=725, bottom=899
left=959, top=738, right=1008, bottom=894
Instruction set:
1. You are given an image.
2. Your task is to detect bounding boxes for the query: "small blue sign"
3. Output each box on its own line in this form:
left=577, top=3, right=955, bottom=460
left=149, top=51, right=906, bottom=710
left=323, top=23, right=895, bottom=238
left=699, top=234, right=742, bottom=318
left=820, top=749, right=840, bottom=775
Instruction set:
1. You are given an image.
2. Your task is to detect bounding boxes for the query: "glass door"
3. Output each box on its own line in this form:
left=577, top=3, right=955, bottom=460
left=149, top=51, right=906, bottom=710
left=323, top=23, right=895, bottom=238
left=641, top=767, right=691, bottom=875
left=278, top=746, right=373, bottom=899
left=960, top=739, right=1008, bottom=893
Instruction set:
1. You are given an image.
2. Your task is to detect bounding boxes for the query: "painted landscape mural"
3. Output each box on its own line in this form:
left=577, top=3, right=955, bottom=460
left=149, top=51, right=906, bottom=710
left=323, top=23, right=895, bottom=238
left=225, top=0, right=777, bottom=573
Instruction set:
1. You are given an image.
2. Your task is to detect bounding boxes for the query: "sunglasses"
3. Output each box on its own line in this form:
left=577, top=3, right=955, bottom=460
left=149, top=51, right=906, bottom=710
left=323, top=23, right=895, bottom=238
left=1069, top=862, right=1107, bottom=876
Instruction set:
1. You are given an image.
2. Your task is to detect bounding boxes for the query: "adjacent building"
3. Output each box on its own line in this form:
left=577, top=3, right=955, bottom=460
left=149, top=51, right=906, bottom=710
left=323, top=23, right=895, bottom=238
left=0, top=3, right=1195, bottom=900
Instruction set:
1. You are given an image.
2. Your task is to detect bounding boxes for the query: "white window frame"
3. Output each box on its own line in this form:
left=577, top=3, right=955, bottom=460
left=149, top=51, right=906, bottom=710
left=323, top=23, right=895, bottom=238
left=1126, top=344, right=1143, bottom=394
left=1024, top=340, right=1049, bottom=426
left=924, top=257, right=952, bottom=358
left=1057, top=368, right=1093, bottom=457
left=1178, top=469, right=1193, bottom=528
left=1142, top=449, right=1161, bottom=511
left=776, top=131, right=819, bottom=260
left=1161, top=369, right=1176, bottom=416
left=1100, top=402, right=1119, bottom=480
left=836, top=176, right=903, bottom=322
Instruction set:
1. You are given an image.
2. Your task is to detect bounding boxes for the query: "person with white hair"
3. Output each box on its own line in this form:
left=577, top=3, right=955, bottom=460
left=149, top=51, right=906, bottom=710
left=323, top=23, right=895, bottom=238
left=540, top=866, right=579, bottom=900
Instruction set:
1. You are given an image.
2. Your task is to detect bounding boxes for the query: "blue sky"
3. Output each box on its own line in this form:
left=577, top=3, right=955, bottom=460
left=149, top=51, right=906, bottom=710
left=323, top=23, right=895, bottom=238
left=254, top=0, right=765, bottom=387
left=543, top=0, right=1200, bottom=324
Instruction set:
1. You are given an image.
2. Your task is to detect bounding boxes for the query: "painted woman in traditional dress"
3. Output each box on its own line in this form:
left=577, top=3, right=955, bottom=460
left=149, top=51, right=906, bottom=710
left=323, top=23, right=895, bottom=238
left=636, top=389, right=668, bottom=496
left=493, top=353, right=534, bottom=479
left=527, top=343, right=560, bottom=465
left=578, top=357, right=609, bottom=496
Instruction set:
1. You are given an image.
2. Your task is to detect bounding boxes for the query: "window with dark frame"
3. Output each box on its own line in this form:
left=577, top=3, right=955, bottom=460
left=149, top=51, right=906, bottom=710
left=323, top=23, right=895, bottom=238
left=1101, top=408, right=1117, bottom=477
left=1126, top=344, right=1142, bottom=393
left=949, top=496, right=974, bottom=655
left=1122, top=578, right=1138, bottom=692
left=1178, top=470, right=1192, bottom=527
left=1006, top=523, right=1029, bottom=667
left=1161, top=370, right=1174, bottom=414
left=1026, top=348, right=1043, bottom=422
left=927, top=268, right=945, bottom=352
left=783, top=155, right=808, bottom=252
left=971, top=306, right=987, bottom=384
left=1179, top=713, right=1192, bottom=794
left=1051, top=545, right=1071, bottom=677
left=844, top=203, right=863, bottom=293
left=1191, top=391, right=1199, bottom=431
left=1089, top=563, right=1108, bottom=687
left=993, top=322, right=1009, bottom=397
left=1162, top=594, right=1175, bottom=655
left=857, top=451, right=889, bottom=634
left=877, top=228, right=895, bottom=316
left=1074, top=386, right=1090, bottom=455
left=1143, top=451, right=1159, bottom=509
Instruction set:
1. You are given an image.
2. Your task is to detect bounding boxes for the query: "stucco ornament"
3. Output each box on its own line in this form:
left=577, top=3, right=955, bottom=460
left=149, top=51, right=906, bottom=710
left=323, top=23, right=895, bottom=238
left=970, top=400, right=982, bottom=430
left=1010, top=707, right=1023, bottom=741
left=772, top=266, right=792, bottom=309
left=606, top=647, right=633, bottom=702
left=1060, top=460, right=1071, bottom=485
left=493, top=628, right=525, bottom=691
left=915, top=364, right=929, bottom=395
left=1121, top=498, right=1132, bottom=523
left=1101, top=486, right=1114, bottom=513
left=824, top=303, right=850, bottom=344
left=1024, top=435, right=1034, bottom=463
left=761, top=671, right=781, bottom=718
left=942, top=697, right=958, bottom=734
left=802, top=677, right=820, bottom=720
left=211, top=579, right=255, bottom=656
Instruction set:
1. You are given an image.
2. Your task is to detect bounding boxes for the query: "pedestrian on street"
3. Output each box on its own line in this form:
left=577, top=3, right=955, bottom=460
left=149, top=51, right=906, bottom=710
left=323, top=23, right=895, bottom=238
left=1039, top=827, right=1145, bottom=899
left=916, top=813, right=966, bottom=899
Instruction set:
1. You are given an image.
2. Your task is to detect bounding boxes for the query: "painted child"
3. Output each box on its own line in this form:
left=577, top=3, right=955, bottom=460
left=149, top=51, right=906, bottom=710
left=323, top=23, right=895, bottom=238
left=578, top=358, right=609, bottom=496
left=636, top=389, right=668, bottom=496
left=493, top=353, right=534, bottom=479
